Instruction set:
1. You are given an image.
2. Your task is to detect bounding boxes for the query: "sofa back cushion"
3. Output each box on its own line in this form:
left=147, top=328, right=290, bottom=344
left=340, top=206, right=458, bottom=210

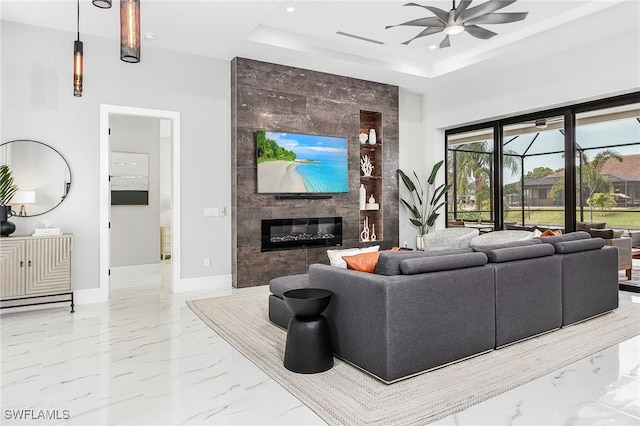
left=472, top=239, right=540, bottom=254
left=586, top=229, right=614, bottom=239
left=480, top=243, right=555, bottom=263
left=576, top=221, right=606, bottom=230
left=533, top=231, right=590, bottom=246
left=375, top=248, right=473, bottom=276
left=469, top=230, right=534, bottom=246
left=554, top=238, right=605, bottom=254
left=399, top=252, right=488, bottom=275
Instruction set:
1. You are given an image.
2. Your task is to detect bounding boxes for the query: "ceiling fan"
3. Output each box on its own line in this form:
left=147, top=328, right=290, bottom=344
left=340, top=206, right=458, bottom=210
left=386, top=0, right=529, bottom=48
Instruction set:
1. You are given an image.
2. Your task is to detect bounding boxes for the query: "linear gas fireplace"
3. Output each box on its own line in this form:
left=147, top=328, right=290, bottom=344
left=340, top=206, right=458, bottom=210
left=261, top=217, right=342, bottom=252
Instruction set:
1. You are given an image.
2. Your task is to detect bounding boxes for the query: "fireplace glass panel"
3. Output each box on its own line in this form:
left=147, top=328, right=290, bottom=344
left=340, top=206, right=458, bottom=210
left=261, top=217, right=342, bottom=252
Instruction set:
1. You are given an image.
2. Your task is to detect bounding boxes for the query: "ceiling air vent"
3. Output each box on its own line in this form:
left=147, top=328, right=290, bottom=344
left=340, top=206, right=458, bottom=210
left=336, top=31, right=384, bottom=45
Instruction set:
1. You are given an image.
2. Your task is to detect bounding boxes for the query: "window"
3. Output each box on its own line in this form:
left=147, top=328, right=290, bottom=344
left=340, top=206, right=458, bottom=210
left=446, top=128, right=494, bottom=223
left=575, top=102, right=640, bottom=229
left=444, top=92, right=640, bottom=232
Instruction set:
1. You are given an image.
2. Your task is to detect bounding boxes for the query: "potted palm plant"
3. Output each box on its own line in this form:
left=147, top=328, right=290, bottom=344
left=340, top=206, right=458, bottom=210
left=398, top=160, right=451, bottom=250
left=0, top=164, right=19, bottom=236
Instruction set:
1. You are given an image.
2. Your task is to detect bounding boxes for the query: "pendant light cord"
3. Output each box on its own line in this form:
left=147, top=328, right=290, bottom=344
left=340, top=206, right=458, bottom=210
left=76, top=0, right=80, bottom=41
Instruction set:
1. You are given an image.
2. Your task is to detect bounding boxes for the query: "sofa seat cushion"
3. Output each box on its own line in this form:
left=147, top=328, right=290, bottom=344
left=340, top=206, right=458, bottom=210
left=269, top=273, right=309, bottom=298
left=374, top=248, right=473, bottom=276
left=554, top=238, right=605, bottom=254
left=400, top=252, right=488, bottom=275
left=481, top=243, right=555, bottom=263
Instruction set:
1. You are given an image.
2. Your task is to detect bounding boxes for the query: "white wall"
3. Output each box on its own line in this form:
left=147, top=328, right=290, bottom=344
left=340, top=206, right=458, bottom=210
left=159, top=120, right=172, bottom=226
left=109, top=115, right=161, bottom=268
left=398, top=89, right=425, bottom=249
left=1, top=21, right=231, bottom=291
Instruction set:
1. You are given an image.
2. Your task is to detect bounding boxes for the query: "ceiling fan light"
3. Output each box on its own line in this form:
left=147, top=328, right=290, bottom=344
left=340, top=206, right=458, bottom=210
left=443, top=24, right=464, bottom=36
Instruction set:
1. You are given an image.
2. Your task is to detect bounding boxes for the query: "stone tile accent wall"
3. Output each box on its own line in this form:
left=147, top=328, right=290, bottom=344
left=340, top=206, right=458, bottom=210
left=231, top=58, right=399, bottom=288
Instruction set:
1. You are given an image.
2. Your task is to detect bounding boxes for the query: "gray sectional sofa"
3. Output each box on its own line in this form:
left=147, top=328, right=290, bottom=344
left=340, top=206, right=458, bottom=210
left=268, top=232, right=619, bottom=383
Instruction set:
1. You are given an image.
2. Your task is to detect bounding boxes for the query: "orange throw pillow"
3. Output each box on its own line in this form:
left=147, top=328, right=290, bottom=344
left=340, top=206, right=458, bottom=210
left=540, top=229, right=562, bottom=237
left=342, top=251, right=382, bottom=273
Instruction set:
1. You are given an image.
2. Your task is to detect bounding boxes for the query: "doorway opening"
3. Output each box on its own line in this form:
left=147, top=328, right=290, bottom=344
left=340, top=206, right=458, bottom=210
left=99, top=105, right=181, bottom=296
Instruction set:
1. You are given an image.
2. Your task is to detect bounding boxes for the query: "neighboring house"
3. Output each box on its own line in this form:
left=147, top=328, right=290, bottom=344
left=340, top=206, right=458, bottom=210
left=522, top=154, right=640, bottom=207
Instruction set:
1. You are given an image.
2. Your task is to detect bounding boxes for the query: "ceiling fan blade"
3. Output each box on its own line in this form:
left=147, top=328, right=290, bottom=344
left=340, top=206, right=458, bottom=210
left=386, top=17, right=445, bottom=29
left=403, top=2, right=449, bottom=23
left=465, top=25, right=498, bottom=39
left=453, top=0, right=473, bottom=21
left=401, top=27, right=445, bottom=44
left=465, top=12, right=528, bottom=25
left=461, top=0, right=517, bottom=22
left=439, top=35, right=451, bottom=48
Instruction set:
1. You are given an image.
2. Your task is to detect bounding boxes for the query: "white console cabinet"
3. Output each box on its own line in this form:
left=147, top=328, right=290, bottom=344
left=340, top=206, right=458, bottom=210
left=0, top=234, right=73, bottom=312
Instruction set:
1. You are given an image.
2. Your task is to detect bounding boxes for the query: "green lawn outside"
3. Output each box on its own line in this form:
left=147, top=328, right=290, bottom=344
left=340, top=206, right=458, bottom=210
left=503, top=207, right=640, bottom=229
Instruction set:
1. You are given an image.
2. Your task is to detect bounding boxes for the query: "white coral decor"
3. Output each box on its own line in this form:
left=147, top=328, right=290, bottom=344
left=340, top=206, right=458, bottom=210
left=360, top=155, right=373, bottom=177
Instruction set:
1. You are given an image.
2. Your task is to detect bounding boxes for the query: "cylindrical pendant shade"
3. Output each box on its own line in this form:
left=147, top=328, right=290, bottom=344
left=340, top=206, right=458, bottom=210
left=73, top=40, right=83, bottom=97
left=120, top=0, right=140, bottom=63
left=92, top=0, right=112, bottom=8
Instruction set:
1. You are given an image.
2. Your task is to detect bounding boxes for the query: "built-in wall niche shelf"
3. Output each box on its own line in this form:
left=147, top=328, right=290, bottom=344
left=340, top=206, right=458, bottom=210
left=359, top=110, right=383, bottom=243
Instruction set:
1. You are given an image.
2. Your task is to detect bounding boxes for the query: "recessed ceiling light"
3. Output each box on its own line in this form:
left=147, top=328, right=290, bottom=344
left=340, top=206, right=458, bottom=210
left=286, top=6, right=295, bottom=13
left=144, top=33, right=156, bottom=41
left=429, top=45, right=437, bottom=50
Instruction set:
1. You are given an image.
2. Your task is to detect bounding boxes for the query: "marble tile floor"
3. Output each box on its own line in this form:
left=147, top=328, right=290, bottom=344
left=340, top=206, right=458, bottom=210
left=1, top=262, right=638, bottom=426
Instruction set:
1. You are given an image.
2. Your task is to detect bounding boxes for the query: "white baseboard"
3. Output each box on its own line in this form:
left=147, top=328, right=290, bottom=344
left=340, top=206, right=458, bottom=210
left=173, top=274, right=232, bottom=293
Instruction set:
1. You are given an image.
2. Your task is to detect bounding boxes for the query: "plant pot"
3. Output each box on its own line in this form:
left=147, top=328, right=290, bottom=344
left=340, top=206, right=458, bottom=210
left=415, top=235, right=425, bottom=251
left=0, top=205, right=16, bottom=236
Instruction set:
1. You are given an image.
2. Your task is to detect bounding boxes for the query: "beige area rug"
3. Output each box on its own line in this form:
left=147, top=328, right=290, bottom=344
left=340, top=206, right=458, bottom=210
left=187, top=288, right=640, bottom=426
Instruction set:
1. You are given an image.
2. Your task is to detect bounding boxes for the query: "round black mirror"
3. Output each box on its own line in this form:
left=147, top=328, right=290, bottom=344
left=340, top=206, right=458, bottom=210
left=0, top=140, right=71, bottom=217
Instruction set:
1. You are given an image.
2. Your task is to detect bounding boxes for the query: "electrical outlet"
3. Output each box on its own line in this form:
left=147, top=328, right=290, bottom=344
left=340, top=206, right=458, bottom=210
left=204, top=257, right=211, bottom=267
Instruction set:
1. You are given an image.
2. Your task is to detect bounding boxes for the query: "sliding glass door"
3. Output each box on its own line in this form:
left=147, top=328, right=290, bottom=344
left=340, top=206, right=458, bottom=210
left=502, top=115, right=565, bottom=230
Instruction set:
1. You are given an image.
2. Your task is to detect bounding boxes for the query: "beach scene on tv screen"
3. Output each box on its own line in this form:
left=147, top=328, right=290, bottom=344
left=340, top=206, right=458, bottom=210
left=257, top=131, right=349, bottom=193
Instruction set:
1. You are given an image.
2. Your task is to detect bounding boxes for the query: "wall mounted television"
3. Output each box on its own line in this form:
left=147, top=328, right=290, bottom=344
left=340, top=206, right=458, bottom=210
left=256, top=130, right=349, bottom=194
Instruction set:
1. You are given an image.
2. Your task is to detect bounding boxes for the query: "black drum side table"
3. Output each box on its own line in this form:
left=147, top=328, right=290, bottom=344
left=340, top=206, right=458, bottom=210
left=283, top=288, right=334, bottom=373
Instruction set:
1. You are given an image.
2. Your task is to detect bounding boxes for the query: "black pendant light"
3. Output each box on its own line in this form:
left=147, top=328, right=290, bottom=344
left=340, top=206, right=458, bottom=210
left=92, top=0, right=112, bottom=9
left=73, top=0, right=83, bottom=97
left=120, top=0, right=140, bottom=63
